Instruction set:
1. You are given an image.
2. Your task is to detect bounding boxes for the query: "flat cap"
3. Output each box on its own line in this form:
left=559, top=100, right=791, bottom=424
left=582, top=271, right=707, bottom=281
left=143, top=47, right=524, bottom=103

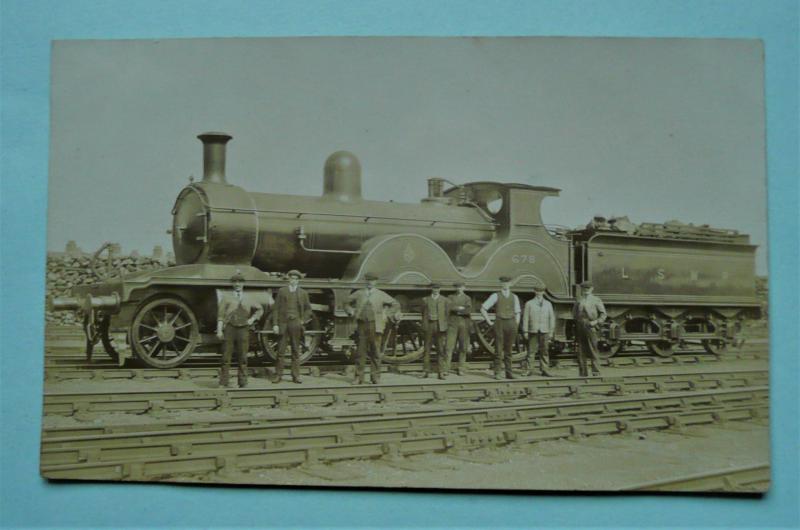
left=499, top=275, right=512, bottom=282
left=533, top=284, right=546, bottom=293
left=453, top=281, right=466, bottom=288
left=430, top=282, right=441, bottom=289
left=364, top=272, right=379, bottom=281
left=230, top=270, right=246, bottom=282
left=580, top=280, right=594, bottom=288
left=286, top=269, right=302, bottom=279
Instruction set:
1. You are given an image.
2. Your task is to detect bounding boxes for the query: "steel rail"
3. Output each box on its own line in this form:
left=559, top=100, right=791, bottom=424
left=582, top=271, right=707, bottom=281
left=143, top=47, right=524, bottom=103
left=41, top=398, right=766, bottom=440
left=620, top=463, right=770, bottom=492
left=40, top=386, right=768, bottom=480
left=42, top=369, right=768, bottom=417
left=41, top=401, right=766, bottom=469
left=42, top=350, right=768, bottom=383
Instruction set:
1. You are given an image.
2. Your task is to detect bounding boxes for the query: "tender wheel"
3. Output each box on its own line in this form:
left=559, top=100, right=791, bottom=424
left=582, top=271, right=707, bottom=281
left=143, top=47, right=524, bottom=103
left=702, top=339, right=728, bottom=355
left=647, top=340, right=675, bottom=357
left=381, top=320, right=425, bottom=364
left=98, top=313, right=120, bottom=363
left=597, top=339, right=624, bottom=359
left=131, top=297, right=199, bottom=368
left=258, top=313, right=321, bottom=365
left=474, top=319, right=528, bottom=362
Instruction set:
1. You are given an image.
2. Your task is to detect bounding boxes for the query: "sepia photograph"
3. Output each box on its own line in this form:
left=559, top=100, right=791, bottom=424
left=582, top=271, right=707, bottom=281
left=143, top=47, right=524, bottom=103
left=41, top=37, right=769, bottom=493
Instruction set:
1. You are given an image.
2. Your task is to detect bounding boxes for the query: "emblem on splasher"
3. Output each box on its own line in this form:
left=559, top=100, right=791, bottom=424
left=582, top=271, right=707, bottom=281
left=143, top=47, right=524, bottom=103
left=403, top=244, right=416, bottom=263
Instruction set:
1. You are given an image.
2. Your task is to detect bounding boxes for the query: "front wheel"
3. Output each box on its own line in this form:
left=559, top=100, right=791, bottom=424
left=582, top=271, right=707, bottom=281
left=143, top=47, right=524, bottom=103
left=130, top=297, right=199, bottom=368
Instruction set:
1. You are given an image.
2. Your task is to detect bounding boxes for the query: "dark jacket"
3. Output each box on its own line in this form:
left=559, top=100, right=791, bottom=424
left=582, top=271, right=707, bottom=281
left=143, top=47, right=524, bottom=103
left=347, top=288, right=401, bottom=333
left=421, top=295, right=449, bottom=333
left=447, top=292, right=473, bottom=325
left=271, top=286, right=312, bottom=333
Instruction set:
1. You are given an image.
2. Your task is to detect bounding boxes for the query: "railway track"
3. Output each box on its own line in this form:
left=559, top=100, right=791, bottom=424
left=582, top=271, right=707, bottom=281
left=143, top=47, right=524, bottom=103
left=43, top=348, right=768, bottom=383
left=42, top=368, right=767, bottom=417
left=40, top=386, right=768, bottom=481
left=621, top=463, right=770, bottom=492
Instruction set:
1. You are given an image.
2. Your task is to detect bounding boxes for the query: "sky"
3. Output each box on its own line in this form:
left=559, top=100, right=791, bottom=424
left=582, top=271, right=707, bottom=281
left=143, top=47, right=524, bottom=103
left=48, top=37, right=768, bottom=273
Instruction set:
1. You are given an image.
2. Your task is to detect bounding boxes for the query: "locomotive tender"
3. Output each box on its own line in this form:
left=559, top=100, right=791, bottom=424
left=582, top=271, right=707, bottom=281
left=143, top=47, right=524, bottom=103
left=53, top=132, right=761, bottom=368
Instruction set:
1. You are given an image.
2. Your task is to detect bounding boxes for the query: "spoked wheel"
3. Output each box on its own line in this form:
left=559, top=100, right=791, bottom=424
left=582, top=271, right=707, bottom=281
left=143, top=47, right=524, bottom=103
left=702, top=339, right=728, bottom=355
left=82, top=313, right=101, bottom=362
left=597, top=339, right=624, bottom=359
left=474, top=319, right=528, bottom=362
left=258, top=313, right=321, bottom=365
left=647, top=340, right=675, bottom=357
left=131, top=297, right=199, bottom=368
left=381, top=320, right=425, bottom=364
left=98, top=313, right=120, bottom=363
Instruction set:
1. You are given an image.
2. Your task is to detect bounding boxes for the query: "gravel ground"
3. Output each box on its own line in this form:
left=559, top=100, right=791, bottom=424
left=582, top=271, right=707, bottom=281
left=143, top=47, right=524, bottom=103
left=176, top=422, right=769, bottom=491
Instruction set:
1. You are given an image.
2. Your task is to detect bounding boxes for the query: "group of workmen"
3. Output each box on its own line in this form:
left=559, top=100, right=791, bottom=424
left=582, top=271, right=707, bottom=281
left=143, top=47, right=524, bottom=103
left=217, top=270, right=607, bottom=388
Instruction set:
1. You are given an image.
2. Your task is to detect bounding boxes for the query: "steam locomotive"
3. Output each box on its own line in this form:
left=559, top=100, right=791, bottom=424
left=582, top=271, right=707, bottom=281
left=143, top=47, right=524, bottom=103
left=52, top=132, right=761, bottom=368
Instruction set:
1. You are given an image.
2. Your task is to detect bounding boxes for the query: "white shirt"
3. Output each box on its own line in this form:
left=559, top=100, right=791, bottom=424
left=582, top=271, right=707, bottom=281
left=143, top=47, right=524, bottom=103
left=481, top=291, right=521, bottom=314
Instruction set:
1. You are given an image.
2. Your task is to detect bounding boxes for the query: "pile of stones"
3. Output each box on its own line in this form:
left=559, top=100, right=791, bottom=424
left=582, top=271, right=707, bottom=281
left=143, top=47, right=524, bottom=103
left=46, top=252, right=173, bottom=326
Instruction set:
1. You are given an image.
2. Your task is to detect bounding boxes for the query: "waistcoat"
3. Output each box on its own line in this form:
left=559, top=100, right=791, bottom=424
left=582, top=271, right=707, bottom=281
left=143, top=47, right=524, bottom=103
left=359, top=292, right=376, bottom=321
left=285, top=289, right=300, bottom=320
left=229, top=300, right=250, bottom=327
left=496, top=292, right=515, bottom=319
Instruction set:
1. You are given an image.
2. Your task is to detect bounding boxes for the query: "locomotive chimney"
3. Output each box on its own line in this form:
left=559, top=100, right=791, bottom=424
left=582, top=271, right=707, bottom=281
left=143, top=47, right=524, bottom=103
left=197, top=132, right=233, bottom=184
left=323, top=151, right=362, bottom=202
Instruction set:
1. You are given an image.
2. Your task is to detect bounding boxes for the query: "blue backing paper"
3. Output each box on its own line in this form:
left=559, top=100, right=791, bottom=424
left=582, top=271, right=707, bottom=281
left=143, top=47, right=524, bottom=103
left=1, top=1, right=797, bottom=529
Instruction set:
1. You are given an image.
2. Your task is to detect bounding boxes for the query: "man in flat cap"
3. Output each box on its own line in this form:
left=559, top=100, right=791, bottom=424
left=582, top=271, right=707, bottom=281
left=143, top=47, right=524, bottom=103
left=446, top=281, right=473, bottom=375
left=481, top=276, right=522, bottom=379
left=271, top=269, right=312, bottom=384
left=573, top=280, right=607, bottom=377
left=421, top=282, right=449, bottom=379
left=216, top=270, right=264, bottom=388
left=347, top=272, right=401, bottom=384
left=523, top=284, right=556, bottom=376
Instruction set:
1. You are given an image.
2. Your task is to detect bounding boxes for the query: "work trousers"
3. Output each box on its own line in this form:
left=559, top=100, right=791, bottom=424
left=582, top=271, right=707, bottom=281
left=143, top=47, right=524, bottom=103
left=575, top=319, right=602, bottom=376
left=494, top=317, right=518, bottom=376
left=423, top=321, right=447, bottom=374
left=527, top=332, right=551, bottom=375
left=446, top=317, right=471, bottom=370
left=275, top=319, right=304, bottom=380
left=356, top=319, right=383, bottom=384
left=220, top=324, right=249, bottom=386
